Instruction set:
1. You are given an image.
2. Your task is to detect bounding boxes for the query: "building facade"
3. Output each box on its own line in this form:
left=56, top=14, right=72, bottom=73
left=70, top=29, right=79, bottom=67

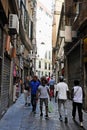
left=35, top=0, right=53, bottom=78
left=0, top=0, right=36, bottom=118
left=52, top=0, right=64, bottom=82
left=53, top=0, right=87, bottom=110
left=64, top=0, right=87, bottom=110
left=36, top=51, right=52, bottom=78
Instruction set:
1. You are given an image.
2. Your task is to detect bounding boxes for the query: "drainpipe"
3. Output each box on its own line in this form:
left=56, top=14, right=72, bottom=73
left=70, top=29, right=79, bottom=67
left=32, top=0, right=37, bottom=75
left=80, top=39, right=83, bottom=85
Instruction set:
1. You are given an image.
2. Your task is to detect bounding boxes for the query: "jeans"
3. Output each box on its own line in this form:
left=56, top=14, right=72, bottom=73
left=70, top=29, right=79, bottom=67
left=58, top=99, right=67, bottom=117
left=24, top=90, right=30, bottom=104
left=31, top=94, right=37, bottom=112
left=72, top=102, right=83, bottom=122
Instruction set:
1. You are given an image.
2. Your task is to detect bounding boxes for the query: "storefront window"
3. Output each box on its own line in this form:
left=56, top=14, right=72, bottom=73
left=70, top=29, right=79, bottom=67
left=45, top=62, right=47, bottom=69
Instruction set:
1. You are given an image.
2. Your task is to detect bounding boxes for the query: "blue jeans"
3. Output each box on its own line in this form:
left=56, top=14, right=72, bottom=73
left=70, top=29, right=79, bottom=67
left=31, top=94, right=37, bottom=112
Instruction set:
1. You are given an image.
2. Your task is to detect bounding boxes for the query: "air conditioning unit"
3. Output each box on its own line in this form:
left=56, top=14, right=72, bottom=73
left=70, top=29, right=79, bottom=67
left=9, top=14, right=19, bottom=35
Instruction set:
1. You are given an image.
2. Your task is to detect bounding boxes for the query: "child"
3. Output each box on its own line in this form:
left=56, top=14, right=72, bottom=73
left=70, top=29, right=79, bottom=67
left=37, top=76, right=50, bottom=119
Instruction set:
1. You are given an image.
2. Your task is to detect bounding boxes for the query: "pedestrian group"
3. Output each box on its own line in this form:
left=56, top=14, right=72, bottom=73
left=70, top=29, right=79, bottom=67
left=23, top=75, right=85, bottom=127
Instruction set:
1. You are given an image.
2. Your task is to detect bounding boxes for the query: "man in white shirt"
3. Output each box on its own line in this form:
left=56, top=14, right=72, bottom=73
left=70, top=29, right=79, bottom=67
left=55, top=76, right=69, bottom=123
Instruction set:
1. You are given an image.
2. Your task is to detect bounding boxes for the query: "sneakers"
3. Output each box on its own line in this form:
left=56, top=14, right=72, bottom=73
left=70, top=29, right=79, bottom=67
left=25, top=103, right=31, bottom=106
left=72, top=116, right=75, bottom=121
left=59, top=116, right=68, bottom=123
left=59, top=115, right=63, bottom=121
left=32, top=109, right=36, bottom=114
left=28, top=103, right=31, bottom=106
left=80, top=122, right=83, bottom=127
left=40, top=113, right=43, bottom=117
left=65, top=117, right=68, bottom=123
left=45, top=115, right=49, bottom=119
left=25, top=103, right=27, bottom=106
left=33, top=111, right=36, bottom=114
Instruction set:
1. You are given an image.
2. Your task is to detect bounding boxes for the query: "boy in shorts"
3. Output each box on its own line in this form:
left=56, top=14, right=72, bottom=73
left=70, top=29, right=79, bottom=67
left=37, top=76, right=50, bottom=118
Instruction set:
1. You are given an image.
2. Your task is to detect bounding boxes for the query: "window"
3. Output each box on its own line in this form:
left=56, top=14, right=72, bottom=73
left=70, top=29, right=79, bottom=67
left=45, top=62, right=47, bottom=69
left=40, top=7, right=43, bottom=11
left=45, top=52, right=47, bottom=59
left=42, top=72, right=43, bottom=76
left=39, top=61, right=41, bottom=68
left=45, top=72, right=47, bottom=76
left=46, top=12, right=49, bottom=16
left=41, top=42, right=45, bottom=45
left=49, top=72, right=50, bottom=77
left=49, top=64, right=50, bottom=70
left=20, top=0, right=29, bottom=36
left=29, top=21, right=33, bottom=41
left=49, top=51, right=51, bottom=59
left=31, top=22, right=33, bottom=40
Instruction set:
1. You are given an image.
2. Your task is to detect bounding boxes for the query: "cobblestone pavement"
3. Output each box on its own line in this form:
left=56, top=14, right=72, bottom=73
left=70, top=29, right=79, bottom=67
left=0, top=94, right=87, bottom=130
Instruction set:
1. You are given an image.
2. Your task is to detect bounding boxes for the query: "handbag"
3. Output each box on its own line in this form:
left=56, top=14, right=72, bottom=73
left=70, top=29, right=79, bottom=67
left=48, top=101, right=54, bottom=113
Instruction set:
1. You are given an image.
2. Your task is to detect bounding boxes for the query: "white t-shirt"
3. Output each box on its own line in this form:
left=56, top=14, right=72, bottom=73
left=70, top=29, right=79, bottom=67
left=38, top=85, right=49, bottom=98
left=73, top=86, right=83, bottom=103
left=56, top=82, right=69, bottom=100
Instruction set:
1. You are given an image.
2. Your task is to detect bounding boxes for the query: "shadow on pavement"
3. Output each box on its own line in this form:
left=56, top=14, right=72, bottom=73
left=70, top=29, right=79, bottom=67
left=73, top=120, right=86, bottom=130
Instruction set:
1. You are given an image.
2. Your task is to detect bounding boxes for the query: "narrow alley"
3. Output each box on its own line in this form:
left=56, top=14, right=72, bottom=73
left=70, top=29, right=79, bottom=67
left=0, top=94, right=87, bottom=130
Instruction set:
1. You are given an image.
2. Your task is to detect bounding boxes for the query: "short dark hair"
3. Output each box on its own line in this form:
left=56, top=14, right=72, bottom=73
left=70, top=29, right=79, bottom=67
left=74, top=80, right=79, bottom=86
left=59, top=76, right=64, bottom=82
left=41, top=76, right=47, bottom=83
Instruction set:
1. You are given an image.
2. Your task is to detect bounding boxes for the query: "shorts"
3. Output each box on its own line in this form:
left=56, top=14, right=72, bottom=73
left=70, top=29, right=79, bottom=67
left=40, top=98, right=48, bottom=107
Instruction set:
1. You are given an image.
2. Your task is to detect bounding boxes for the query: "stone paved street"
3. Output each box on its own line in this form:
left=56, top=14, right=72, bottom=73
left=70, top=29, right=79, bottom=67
left=0, top=94, right=87, bottom=130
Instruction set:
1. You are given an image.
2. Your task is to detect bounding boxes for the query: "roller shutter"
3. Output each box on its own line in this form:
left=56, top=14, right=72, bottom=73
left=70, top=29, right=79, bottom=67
left=1, top=56, right=11, bottom=111
left=68, top=44, right=80, bottom=90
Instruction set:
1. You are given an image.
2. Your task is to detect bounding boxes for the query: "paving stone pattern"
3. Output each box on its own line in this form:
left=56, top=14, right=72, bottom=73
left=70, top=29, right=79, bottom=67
left=0, top=94, right=87, bottom=130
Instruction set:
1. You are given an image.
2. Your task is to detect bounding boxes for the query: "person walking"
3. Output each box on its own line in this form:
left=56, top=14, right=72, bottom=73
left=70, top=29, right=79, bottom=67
left=71, top=80, right=85, bottom=127
left=37, top=76, right=50, bottom=119
left=19, top=78, right=23, bottom=93
left=49, top=77, right=55, bottom=100
left=29, top=75, right=40, bottom=113
left=23, top=76, right=31, bottom=106
left=55, top=76, right=69, bottom=123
